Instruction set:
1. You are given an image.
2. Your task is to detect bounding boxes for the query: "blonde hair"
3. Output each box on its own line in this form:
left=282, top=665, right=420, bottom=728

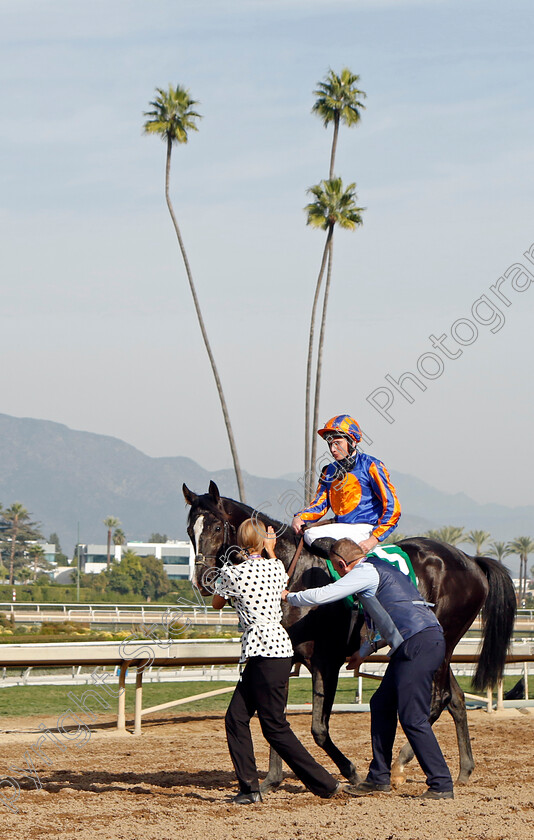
left=237, top=518, right=267, bottom=556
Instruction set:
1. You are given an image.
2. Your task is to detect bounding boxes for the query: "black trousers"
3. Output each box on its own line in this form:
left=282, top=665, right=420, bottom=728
left=225, top=656, right=337, bottom=797
left=368, top=627, right=453, bottom=792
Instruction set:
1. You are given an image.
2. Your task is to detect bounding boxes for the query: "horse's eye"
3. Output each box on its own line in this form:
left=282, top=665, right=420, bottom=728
left=215, top=525, right=221, bottom=533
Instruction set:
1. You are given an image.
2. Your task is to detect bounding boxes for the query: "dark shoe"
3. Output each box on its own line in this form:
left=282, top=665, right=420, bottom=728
left=345, top=779, right=391, bottom=796
left=232, top=790, right=262, bottom=805
left=417, top=789, right=454, bottom=800
left=321, top=782, right=344, bottom=799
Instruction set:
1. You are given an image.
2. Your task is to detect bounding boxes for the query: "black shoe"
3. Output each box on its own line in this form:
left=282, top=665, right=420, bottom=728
left=417, top=789, right=454, bottom=800
left=321, top=782, right=344, bottom=799
left=345, top=779, right=391, bottom=796
left=232, top=790, right=262, bottom=805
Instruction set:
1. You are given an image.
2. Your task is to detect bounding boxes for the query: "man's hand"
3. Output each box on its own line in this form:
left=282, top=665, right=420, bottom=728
left=346, top=652, right=365, bottom=673
left=281, top=589, right=289, bottom=602
left=292, top=515, right=304, bottom=535
left=358, top=535, right=379, bottom=555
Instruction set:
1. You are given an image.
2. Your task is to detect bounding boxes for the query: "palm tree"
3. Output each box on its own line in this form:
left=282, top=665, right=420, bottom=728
left=312, top=68, right=367, bottom=178
left=144, top=84, right=246, bottom=502
left=113, top=528, right=126, bottom=546
left=425, top=526, right=465, bottom=546
left=28, top=544, right=46, bottom=581
left=465, top=529, right=491, bottom=556
left=103, top=516, right=121, bottom=570
left=508, top=536, right=534, bottom=603
left=487, top=540, right=512, bottom=564
left=304, top=178, right=364, bottom=491
left=3, top=503, right=31, bottom=585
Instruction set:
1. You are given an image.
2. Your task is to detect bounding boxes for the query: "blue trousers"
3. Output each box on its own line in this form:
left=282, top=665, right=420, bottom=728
left=368, top=627, right=453, bottom=792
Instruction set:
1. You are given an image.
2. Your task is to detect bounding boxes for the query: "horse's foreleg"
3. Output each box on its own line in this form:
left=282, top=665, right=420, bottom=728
left=311, top=662, right=360, bottom=784
left=260, top=676, right=290, bottom=795
left=447, top=670, right=475, bottom=784
left=260, top=747, right=284, bottom=795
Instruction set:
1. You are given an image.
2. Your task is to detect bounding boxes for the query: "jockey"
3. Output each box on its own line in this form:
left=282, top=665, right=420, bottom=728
left=292, top=414, right=401, bottom=557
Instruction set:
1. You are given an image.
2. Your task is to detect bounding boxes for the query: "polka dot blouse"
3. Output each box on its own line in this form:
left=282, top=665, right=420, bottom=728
left=217, top=556, right=294, bottom=663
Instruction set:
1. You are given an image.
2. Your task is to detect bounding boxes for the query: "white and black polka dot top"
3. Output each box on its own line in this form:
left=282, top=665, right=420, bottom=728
left=217, top=556, right=294, bottom=663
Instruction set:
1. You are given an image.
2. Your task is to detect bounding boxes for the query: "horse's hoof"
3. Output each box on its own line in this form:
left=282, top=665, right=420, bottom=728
left=390, top=766, right=406, bottom=789
left=259, top=780, right=281, bottom=795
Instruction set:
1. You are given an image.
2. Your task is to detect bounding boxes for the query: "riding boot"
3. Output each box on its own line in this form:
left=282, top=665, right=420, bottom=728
left=309, top=537, right=336, bottom=560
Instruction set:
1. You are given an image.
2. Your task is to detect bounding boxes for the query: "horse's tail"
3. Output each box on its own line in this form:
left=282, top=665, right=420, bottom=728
left=471, top=555, right=516, bottom=691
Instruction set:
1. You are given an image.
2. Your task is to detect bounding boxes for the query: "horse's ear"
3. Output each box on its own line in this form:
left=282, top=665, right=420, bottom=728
left=208, top=481, right=221, bottom=504
left=183, top=484, right=198, bottom=506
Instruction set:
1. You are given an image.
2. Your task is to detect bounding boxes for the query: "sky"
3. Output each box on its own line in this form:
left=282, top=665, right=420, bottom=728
left=1, top=0, right=533, bottom=509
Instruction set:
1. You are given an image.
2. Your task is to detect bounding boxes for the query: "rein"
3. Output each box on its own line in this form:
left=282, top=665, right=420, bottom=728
left=285, top=518, right=337, bottom=585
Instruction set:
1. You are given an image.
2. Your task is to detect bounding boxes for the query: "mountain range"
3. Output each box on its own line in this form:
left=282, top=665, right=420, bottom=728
left=0, top=413, right=531, bottom=574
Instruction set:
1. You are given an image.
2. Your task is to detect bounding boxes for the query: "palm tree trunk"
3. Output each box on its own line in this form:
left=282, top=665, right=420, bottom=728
left=329, top=115, right=340, bottom=179
left=8, top=519, right=18, bottom=586
left=310, top=232, right=334, bottom=479
left=164, top=137, right=246, bottom=503
left=106, top=528, right=112, bottom=570
left=305, top=227, right=334, bottom=498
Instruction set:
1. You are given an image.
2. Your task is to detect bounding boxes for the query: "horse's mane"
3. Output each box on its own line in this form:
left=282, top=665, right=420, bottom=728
left=187, top=492, right=293, bottom=540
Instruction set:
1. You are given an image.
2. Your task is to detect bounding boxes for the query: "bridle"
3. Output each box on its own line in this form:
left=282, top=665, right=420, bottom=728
left=192, top=510, right=237, bottom=565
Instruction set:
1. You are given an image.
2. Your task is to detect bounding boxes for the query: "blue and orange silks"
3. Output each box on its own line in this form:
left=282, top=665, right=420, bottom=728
left=297, top=452, right=401, bottom=542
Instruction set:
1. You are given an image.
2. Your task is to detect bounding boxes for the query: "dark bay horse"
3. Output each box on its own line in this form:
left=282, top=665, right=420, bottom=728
left=183, top=481, right=516, bottom=790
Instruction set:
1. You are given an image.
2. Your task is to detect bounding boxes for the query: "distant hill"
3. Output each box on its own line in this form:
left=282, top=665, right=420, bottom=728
left=0, top=414, right=531, bottom=573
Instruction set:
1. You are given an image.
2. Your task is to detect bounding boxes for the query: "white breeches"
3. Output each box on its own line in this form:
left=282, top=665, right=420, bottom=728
left=303, top=522, right=373, bottom=546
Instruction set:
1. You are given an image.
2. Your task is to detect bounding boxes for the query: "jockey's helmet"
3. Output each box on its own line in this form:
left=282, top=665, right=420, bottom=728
left=317, top=414, right=362, bottom=445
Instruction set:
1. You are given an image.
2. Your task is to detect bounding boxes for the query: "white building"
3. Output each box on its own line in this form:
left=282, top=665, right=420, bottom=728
left=80, top=540, right=194, bottom=580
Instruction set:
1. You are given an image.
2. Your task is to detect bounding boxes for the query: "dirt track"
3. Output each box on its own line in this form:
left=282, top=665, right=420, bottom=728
left=1, top=709, right=533, bottom=840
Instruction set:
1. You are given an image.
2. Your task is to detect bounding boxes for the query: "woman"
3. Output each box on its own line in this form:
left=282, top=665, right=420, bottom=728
left=212, top=518, right=340, bottom=804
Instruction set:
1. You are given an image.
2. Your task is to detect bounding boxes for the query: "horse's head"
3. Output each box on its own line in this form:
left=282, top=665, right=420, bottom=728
left=183, top=480, right=243, bottom=595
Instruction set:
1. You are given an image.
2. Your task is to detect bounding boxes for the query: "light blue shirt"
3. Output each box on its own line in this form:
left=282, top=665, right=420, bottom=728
left=286, top=560, right=379, bottom=608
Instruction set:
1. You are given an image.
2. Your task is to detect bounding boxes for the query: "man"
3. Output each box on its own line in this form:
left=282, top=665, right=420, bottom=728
left=282, top=538, right=454, bottom=800
left=293, top=414, right=401, bottom=557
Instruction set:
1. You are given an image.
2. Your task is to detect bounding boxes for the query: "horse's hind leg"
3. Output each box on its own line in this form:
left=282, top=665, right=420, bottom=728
left=447, top=670, right=475, bottom=784
left=311, top=661, right=360, bottom=784
left=391, top=665, right=451, bottom=789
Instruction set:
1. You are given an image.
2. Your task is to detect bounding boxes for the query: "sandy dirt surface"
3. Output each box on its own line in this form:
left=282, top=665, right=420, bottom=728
left=1, top=708, right=533, bottom=840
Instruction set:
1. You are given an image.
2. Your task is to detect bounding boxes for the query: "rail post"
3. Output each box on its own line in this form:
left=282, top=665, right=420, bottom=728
left=117, top=662, right=128, bottom=731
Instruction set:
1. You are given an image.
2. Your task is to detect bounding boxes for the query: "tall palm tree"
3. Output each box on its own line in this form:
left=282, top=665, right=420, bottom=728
left=465, top=529, right=491, bottom=556
left=425, top=526, right=465, bottom=546
left=487, top=540, right=512, bottom=564
left=144, top=84, right=246, bottom=502
left=103, top=516, right=121, bottom=570
left=312, top=68, right=366, bottom=179
left=508, top=536, right=534, bottom=602
left=305, top=178, right=364, bottom=489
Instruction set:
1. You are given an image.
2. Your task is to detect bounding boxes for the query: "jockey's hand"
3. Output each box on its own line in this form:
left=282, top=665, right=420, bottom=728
left=292, top=515, right=304, bottom=534
left=358, top=535, right=379, bottom=555
left=263, top=525, right=277, bottom=558
left=346, top=651, right=365, bottom=673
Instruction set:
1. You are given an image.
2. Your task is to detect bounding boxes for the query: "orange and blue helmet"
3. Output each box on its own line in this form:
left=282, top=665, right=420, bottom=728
left=317, top=414, right=362, bottom=445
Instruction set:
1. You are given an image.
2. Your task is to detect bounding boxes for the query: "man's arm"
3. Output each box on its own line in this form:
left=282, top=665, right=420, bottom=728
left=284, top=564, right=378, bottom=607
left=292, top=468, right=330, bottom=533
left=368, top=460, right=401, bottom=542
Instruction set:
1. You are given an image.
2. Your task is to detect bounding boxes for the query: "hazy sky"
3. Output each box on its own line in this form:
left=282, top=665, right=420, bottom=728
left=2, top=0, right=533, bottom=508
